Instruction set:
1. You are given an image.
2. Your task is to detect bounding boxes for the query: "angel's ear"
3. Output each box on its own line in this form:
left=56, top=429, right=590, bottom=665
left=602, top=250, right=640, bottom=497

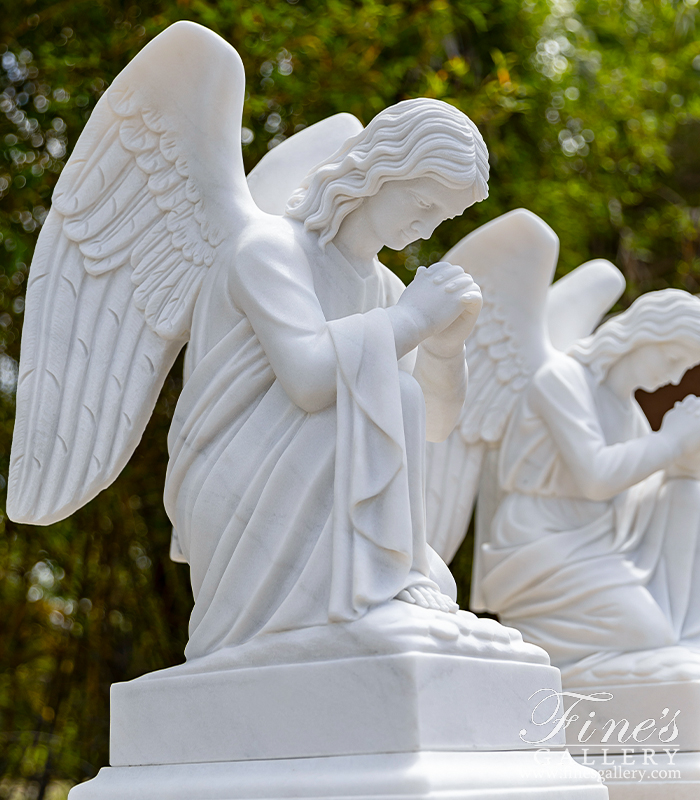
left=547, top=260, right=625, bottom=352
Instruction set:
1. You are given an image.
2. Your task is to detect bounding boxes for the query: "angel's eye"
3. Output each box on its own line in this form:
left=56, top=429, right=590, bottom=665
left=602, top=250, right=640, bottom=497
left=411, top=193, right=432, bottom=210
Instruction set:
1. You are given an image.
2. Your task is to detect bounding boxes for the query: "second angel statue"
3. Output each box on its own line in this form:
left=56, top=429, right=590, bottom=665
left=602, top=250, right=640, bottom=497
left=7, top=21, right=606, bottom=800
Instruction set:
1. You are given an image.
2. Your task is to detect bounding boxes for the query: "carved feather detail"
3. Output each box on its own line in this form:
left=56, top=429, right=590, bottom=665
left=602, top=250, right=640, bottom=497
left=425, top=209, right=560, bottom=561
left=7, top=21, right=253, bottom=525
left=426, top=212, right=624, bottom=566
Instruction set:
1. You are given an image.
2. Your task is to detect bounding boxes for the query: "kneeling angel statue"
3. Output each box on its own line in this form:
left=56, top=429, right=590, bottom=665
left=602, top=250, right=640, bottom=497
left=7, top=22, right=542, bottom=667
left=427, top=208, right=700, bottom=687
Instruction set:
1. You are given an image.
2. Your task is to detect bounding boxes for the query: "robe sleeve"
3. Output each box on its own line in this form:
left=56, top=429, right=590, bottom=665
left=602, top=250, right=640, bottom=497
left=230, top=235, right=418, bottom=619
left=228, top=234, right=339, bottom=413
left=378, top=263, right=417, bottom=374
left=327, top=308, right=414, bottom=619
left=530, top=356, right=677, bottom=501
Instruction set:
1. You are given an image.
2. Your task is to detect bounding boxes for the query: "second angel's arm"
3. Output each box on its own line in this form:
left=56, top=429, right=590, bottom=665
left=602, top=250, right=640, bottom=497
left=531, top=358, right=688, bottom=502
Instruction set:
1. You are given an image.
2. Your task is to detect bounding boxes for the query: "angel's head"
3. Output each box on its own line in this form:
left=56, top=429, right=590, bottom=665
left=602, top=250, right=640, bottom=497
left=569, top=289, right=700, bottom=392
left=285, top=98, right=489, bottom=250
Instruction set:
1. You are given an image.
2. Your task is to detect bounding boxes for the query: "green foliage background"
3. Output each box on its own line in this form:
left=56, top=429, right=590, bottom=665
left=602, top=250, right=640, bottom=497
left=0, top=0, right=698, bottom=794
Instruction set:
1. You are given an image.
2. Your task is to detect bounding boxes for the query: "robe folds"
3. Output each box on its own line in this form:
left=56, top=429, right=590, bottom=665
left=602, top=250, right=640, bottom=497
left=478, top=354, right=700, bottom=669
left=164, top=221, right=432, bottom=660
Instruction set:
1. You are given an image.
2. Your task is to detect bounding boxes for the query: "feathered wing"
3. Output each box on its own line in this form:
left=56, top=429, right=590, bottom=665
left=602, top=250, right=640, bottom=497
left=425, top=437, right=486, bottom=561
left=8, top=22, right=257, bottom=525
left=247, top=113, right=363, bottom=215
left=546, top=258, right=625, bottom=352
left=425, top=209, right=625, bottom=581
left=426, top=209, right=558, bottom=564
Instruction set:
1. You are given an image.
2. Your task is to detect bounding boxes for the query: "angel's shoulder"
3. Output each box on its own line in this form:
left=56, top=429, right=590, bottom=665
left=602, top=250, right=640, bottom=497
left=235, top=215, right=311, bottom=270
left=530, top=352, right=591, bottom=407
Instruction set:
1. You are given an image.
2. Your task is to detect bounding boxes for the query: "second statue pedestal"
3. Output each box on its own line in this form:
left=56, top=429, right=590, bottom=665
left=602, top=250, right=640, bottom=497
left=566, top=677, right=700, bottom=799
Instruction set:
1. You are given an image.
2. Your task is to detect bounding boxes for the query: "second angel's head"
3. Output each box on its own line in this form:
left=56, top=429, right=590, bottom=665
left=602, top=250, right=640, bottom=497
left=285, top=98, right=489, bottom=255
left=570, top=289, right=700, bottom=396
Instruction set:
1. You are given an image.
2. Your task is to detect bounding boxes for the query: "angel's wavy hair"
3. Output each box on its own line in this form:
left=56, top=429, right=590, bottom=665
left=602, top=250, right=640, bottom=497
left=569, top=289, right=700, bottom=383
left=285, top=98, right=489, bottom=247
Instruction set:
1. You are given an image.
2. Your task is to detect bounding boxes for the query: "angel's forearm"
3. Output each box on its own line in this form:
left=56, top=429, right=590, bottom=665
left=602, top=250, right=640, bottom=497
left=566, top=433, right=681, bottom=501
left=413, top=344, right=467, bottom=443
left=385, top=304, right=426, bottom=360
left=533, top=377, right=682, bottom=501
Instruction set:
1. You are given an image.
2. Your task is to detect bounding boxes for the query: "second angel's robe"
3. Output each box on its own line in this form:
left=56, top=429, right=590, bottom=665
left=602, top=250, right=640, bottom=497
left=478, top=354, right=700, bottom=670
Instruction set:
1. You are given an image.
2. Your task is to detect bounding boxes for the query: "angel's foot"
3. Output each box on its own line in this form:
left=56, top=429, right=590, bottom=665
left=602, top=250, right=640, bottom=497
left=396, top=584, right=459, bottom=614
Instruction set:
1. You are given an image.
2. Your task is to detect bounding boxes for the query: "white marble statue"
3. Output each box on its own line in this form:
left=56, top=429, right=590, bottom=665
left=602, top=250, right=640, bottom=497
left=7, top=21, right=493, bottom=656
left=6, top=25, right=608, bottom=799
left=427, top=208, right=700, bottom=688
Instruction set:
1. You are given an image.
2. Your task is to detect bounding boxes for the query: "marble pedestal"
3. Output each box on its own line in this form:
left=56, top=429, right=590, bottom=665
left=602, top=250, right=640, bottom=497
left=566, top=679, right=700, bottom=799
left=111, top=653, right=565, bottom=763
left=572, top=752, right=700, bottom=800
left=68, top=649, right=607, bottom=799
left=72, top=752, right=606, bottom=800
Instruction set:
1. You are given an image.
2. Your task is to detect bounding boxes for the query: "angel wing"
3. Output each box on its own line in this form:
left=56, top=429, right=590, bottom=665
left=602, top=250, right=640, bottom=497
left=247, top=113, right=363, bottom=214
left=425, top=209, right=625, bottom=586
left=7, top=22, right=260, bottom=525
left=425, top=209, right=557, bottom=564
left=546, top=257, right=626, bottom=352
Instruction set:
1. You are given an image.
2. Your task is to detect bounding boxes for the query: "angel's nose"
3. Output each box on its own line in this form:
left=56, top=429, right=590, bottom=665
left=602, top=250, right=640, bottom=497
left=412, top=220, right=434, bottom=240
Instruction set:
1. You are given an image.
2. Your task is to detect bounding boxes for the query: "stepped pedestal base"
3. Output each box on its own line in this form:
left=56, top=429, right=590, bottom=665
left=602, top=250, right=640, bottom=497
left=110, top=652, right=565, bottom=764
left=573, top=751, right=700, bottom=799
left=71, top=751, right=607, bottom=799
left=68, top=612, right=607, bottom=799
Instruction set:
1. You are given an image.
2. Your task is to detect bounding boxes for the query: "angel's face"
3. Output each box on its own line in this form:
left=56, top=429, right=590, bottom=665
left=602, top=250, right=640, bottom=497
left=628, top=342, right=700, bottom=392
left=361, top=177, right=476, bottom=251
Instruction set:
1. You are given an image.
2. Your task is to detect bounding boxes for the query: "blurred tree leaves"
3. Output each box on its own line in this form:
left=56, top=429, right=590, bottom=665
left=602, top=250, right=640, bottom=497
left=0, top=0, right=699, bottom=794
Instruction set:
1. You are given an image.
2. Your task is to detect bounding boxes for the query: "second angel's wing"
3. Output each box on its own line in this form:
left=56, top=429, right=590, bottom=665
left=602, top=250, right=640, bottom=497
left=426, top=209, right=558, bottom=562
left=8, top=22, right=257, bottom=525
left=546, top=258, right=625, bottom=351
left=426, top=209, right=625, bottom=568
left=425, top=437, right=486, bottom=562
left=455, top=209, right=558, bottom=447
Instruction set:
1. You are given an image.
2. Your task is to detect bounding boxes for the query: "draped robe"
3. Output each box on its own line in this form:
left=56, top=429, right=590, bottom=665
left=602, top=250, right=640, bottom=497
left=478, top=353, right=700, bottom=670
left=164, top=220, right=436, bottom=660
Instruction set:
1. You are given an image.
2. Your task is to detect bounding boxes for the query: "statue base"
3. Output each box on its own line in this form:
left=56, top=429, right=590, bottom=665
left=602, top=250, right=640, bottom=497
left=68, top=606, right=607, bottom=798
left=110, top=652, right=565, bottom=764
left=70, top=751, right=606, bottom=799
left=565, top=678, right=698, bottom=753
left=563, top=675, right=700, bottom=798
left=573, top=751, right=700, bottom=799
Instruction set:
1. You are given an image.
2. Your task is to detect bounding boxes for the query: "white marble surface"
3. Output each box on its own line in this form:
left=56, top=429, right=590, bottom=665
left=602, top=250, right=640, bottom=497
left=573, top=752, right=700, bottom=799
left=563, top=675, right=696, bottom=753
left=427, top=209, right=700, bottom=689
left=111, top=650, right=564, bottom=765
left=7, top=19, right=496, bottom=651
left=545, top=257, right=626, bottom=352
left=72, top=751, right=607, bottom=799
left=8, top=22, right=606, bottom=800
